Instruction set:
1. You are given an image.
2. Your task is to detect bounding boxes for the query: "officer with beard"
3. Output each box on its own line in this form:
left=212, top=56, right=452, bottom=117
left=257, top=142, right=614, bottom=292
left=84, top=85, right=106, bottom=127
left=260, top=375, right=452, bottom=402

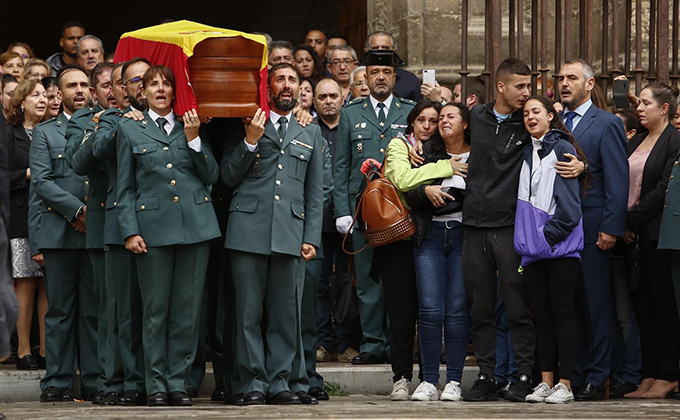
left=221, top=63, right=324, bottom=405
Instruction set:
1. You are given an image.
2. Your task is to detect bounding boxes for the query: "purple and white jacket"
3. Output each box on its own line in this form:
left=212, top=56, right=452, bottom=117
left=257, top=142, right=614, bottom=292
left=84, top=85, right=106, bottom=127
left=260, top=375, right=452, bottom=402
left=514, top=129, right=584, bottom=266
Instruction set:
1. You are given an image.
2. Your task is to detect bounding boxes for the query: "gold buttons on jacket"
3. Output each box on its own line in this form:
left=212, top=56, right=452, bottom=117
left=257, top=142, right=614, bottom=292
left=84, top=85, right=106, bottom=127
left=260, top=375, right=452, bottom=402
left=170, top=180, right=176, bottom=186
left=204, top=196, right=209, bottom=202
left=281, top=150, right=285, bottom=155
left=675, top=161, right=679, bottom=166
left=274, top=195, right=280, bottom=201
left=279, top=138, right=283, bottom=143
left=671, top=175, right=675, bottom=180
left=256, top=153, right=260, bottom=158
left=666, top=189, right=670, bottom=194
left=142, top=148, right=147, bottom=153
left=167, top=163, right=173, bottom=169
left=100, top=202, right=105, bottom=208
left=163, top=146, right=169, bottom=151
left=380, top=148, right=385, bottom=153
left=140, top=205, right=146, bottom=210
left=278, top=164, right=283, bottom=170
left=84, top=181, right=89, bottom=187
left=57, top=154, right=63, bottom=158
left=84, top=196, right=88, bottom=202
left=173, top=196, right=179, bottom=202
left=113, top=202, right=117, bottom=207
left=276, top=180, right=281, bottom=185
left=381, top=134, right=385, bottom=139
left=47, top=207, right=52, bottom=211
left=358, top=135, right=362, bottom=139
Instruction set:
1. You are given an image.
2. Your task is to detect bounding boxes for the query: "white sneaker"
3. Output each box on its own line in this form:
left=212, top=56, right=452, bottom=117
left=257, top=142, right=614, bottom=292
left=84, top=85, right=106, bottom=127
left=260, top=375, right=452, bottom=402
left=440, top=380, right=463, bottom=401
left=545, top=383, right=574, bottom=404
left=525, top=382, right=552, bottom=403
left=411, top=381, right=439, bottom=401
left=390, top=377, right=412, bottom=401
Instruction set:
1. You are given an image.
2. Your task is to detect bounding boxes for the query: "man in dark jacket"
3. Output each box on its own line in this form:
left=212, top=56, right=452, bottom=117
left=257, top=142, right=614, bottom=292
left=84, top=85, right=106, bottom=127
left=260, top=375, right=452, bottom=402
left=461, top=59, right=585, bottom=403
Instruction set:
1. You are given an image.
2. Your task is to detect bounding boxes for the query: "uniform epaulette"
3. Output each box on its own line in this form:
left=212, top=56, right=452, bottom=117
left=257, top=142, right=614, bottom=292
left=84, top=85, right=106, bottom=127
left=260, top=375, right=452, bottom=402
left=399, top=97, right=416, bottom=105
left=72, top=107, right=96, bottom=119
left=35, top=117, right=57, bottom=128
left=346, top=97, right=366, bottom=107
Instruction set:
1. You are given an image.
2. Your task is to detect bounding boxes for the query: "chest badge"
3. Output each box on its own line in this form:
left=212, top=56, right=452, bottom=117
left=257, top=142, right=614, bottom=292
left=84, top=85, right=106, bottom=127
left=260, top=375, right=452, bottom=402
left=361, top=123, right=366, bottom=128
left=357, top=143, right=363, bottom=154
left=355, top=123, right=360, bottom=129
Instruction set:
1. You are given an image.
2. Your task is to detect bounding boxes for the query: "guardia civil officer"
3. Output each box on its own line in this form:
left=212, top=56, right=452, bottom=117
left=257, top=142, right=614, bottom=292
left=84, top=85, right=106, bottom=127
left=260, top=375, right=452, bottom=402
left=332, top=49, right=415, bottom=370
left=33, top=66, right=99, bottom=402
left=221, top=62, right=324, bottom=405
left=116, top=65, right=220, bottom=407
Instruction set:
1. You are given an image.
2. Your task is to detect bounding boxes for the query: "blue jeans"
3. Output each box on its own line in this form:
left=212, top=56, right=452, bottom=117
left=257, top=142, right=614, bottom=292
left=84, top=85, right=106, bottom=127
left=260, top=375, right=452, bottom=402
left=413, top=221, right=469, bottom=384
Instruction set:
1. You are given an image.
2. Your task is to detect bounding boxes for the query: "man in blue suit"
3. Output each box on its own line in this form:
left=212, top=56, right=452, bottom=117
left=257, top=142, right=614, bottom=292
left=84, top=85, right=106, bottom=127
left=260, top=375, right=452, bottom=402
left=557, top=59, right=629, bottom=401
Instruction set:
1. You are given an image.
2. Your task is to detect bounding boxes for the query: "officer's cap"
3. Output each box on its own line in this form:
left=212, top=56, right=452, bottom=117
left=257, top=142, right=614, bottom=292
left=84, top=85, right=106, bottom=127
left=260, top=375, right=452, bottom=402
left=359, top=49, right=405, bottom=67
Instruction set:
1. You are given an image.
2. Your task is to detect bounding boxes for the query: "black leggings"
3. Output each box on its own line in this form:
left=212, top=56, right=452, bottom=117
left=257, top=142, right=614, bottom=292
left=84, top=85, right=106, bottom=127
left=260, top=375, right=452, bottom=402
left=525, top=258, right=579, bottom=381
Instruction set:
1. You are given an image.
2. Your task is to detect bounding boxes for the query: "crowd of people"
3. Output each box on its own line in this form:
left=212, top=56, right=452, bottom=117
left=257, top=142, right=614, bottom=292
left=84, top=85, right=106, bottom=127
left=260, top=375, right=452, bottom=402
left=1, top=20, right=680, bottom=409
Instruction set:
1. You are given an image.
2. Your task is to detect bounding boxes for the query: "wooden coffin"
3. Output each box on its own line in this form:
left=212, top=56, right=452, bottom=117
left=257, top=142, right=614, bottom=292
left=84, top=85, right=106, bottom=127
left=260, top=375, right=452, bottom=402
left=188, top=37, right=264, bottom=118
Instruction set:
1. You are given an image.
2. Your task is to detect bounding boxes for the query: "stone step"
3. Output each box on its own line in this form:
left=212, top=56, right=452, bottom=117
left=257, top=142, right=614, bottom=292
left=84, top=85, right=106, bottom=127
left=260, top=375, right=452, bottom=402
left=0, top=363, right=481, bottom=403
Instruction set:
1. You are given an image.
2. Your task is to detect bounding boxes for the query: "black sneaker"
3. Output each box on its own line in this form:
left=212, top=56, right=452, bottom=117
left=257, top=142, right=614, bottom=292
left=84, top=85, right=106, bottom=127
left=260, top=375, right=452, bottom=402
left=504, top=374, right=532, bottom=402
left=463, top=374, right=499, bottom=401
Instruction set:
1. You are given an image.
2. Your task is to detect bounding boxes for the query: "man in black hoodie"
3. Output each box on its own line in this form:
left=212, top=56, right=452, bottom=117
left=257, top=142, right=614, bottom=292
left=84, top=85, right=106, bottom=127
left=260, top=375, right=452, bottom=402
left=461, top=59, right=585, bottom=403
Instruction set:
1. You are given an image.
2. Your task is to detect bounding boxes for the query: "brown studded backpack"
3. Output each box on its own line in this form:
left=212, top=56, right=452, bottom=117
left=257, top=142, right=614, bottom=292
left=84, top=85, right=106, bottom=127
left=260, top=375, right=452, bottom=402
left=342, top=139, right=416, bottom=254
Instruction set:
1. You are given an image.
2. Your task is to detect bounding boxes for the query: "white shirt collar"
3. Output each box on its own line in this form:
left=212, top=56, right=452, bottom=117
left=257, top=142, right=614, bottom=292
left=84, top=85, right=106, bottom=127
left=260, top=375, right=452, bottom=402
left=269, top=109, right=293, bottom=128
left=369, top=94, right=394, bottom=115
left=63, top=111, right=72, bottom=120
left=147, top=109, right=175, bottom=125
left=566, top=98, right=592, bottom=117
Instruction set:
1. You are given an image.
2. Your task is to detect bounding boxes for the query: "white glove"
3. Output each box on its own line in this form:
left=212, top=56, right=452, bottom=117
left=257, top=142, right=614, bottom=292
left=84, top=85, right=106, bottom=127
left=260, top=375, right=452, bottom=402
left=335, top=215, right=354, bottom=235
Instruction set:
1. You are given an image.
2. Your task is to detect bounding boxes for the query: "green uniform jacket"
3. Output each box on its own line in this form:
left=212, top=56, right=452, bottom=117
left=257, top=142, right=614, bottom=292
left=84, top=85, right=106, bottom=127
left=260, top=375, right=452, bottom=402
left=221, top=117, right=324, bottom=256
left=30, top=113, right=87, bottom=250
left=315, top=136, right=334, bottom=261
left=92, top=107, right=128, bottom=246
left=659, top=152, right=680, bottom=250
left=64, top=106, right=108, bottom=249
left=116, top=111, right=221, bottom=247
left=332, top=96, right=415, bottom=218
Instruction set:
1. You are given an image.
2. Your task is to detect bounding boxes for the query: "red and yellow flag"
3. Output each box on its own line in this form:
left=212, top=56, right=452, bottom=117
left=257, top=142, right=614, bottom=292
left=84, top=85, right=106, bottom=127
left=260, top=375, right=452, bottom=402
left=114, top=20, right=268, bottom=116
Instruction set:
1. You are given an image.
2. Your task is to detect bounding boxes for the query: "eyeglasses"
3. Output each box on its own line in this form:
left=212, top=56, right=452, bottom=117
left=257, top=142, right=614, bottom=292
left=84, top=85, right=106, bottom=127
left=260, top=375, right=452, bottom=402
left=125, top=76, right=143, bottom=87
left=352, top=81, right=366, bottom=87
left=330, top=59, right=355, bottom=67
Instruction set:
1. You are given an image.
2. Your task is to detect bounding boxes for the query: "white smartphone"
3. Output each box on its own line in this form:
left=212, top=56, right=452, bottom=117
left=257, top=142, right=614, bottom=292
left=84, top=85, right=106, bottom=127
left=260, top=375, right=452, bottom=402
left=422, top=69, right=436, bottom=85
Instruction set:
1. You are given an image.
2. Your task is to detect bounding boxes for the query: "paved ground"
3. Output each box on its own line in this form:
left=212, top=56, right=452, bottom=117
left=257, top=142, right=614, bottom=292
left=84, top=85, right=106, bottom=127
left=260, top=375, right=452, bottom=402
left=1, top=395, right=679, bottom=419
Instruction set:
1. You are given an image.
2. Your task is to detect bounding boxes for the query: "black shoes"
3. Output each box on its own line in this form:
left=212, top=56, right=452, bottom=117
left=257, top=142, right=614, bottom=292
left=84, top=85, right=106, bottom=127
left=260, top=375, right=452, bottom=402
left=295, top=390, right=319, bottom=404
left=267, top=390, right=301, bottom=405
left=119, top=390, right=146, bottom=406
left=147, top=392, right=168, bottom=406
left=15, top=354, right=38, bottom=370
left=242, top=391, right=265, bottom=406
left=609, top=380, right=638, bottom=398
left=101, top=391, right=120, bottom=405
left=464, top=374, right=499, bottom=401
left=40, top=386, right=62, bottom=403
left=169, top=391, right=193, bottom=406
left=496, top=381, right=512, bottom=398
left=186, top=388, right=198, bottom=398
left=574, top=383, right=604, bottom=401
left=212, top=387, right=229, bottom=401
left=230, top=393, right=245, bottom=406
left=308, top=386, right=330, bottom=401
left=351, top=352, right=385, bottom=365
left=504, top=375, right=532, bottom=402
left=62, top=389, right=75, bottom=401
left=32, top=347, right=46, bottom=369
left=91, top=390, right=105, bottom=405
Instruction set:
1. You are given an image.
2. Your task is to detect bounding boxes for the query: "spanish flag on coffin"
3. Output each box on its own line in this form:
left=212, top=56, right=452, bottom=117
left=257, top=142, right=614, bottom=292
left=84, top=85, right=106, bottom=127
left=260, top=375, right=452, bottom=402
left=114, top=20, right=269, bottom=117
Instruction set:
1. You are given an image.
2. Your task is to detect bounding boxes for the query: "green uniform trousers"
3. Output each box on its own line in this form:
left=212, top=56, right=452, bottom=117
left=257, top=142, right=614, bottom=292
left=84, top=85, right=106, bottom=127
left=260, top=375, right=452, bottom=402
left=231, top=250, right=298, bottom=397
left=136, top=242, right=210, bottom=395
left=290, top=258, right=324, bottom=392
left=90, top=249, right=107, bottom=393
left=40, top=249, right=99, bottom=397
left=105, top=245, right=144, bottom=393
left=187, top=287, right=208, bottom=392
left=352, top=230, right=388, bottom=358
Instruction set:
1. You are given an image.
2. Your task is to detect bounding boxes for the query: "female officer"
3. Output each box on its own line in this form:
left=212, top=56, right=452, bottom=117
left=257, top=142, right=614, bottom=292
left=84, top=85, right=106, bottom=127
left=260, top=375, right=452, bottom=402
left=116, top=65, right=220, bottom=407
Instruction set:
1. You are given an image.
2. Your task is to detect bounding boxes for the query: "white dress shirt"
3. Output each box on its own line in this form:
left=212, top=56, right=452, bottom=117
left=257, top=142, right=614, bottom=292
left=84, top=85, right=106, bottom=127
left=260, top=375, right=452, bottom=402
left=244, top=110, right=293, bottom=152
left=369, top=94, right=394, bottom=119
left=148, top=109, right=201, bottom=152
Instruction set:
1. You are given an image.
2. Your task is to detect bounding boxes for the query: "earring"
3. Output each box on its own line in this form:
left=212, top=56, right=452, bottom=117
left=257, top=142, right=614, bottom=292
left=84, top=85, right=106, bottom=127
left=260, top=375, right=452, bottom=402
left=20, top=106, right=24, bottom=113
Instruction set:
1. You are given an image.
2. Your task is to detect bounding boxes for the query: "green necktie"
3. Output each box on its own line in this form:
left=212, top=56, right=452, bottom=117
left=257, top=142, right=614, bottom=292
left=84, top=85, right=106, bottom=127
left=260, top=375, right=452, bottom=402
left=277, top=116, right=288, bottom=140
left=377, top=102, right=386, bottom=124
left=157, top=117, right=168, bottom=137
